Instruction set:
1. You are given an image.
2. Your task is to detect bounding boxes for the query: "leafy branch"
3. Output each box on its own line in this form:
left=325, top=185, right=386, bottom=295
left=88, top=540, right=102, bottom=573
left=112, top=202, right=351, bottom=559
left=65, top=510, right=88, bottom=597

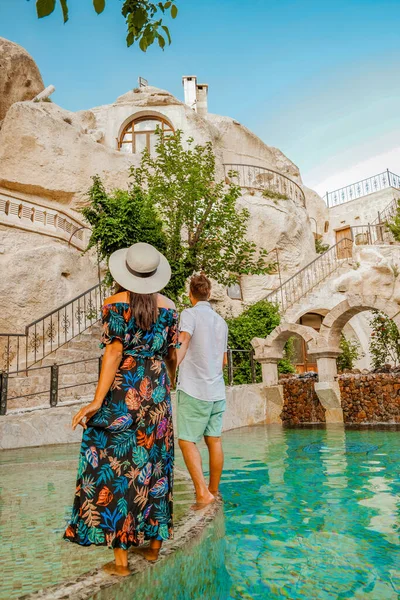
left=30, top=0, right=178, bottom=50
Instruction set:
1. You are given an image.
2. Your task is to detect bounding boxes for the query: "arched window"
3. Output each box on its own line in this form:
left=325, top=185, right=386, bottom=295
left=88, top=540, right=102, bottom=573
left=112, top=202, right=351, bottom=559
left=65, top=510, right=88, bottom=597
left=118, top=115, right=174, bottom=154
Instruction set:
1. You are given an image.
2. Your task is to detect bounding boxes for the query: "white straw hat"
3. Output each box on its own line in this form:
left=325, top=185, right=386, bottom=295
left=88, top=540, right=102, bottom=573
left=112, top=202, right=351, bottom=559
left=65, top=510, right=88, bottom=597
left=108, top=242, right=171, bottom=294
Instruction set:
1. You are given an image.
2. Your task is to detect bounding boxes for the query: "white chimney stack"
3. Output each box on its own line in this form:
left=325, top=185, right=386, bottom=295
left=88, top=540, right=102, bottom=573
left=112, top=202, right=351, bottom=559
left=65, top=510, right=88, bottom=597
left=182, top=75, right=208, bottom=116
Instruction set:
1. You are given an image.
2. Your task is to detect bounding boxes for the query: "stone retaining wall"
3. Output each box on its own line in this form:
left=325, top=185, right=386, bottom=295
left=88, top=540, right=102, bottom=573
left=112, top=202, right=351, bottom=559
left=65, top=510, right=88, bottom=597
left=339, top=373, right=400, bottom=423
left=280, top=377, right=326, bottom=425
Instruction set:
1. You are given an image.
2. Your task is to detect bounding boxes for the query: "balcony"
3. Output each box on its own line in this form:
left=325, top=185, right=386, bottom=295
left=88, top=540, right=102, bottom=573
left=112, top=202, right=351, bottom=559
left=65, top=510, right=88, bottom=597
left=224, top=163, right=305, bottom=206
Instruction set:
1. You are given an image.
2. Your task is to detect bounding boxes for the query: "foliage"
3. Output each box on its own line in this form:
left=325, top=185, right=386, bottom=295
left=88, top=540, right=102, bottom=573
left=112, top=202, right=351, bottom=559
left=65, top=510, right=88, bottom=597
left=336, top=334, right=362, bottom=372
left=278, top=337, right=296, bottom=374
left=132, top=130, right=275, bottom=300
left=261, top=189, right=289, bottom=201
left=315, top=238, right=330, bottom=254
left=224, top=301, right=295, bottom=384
left=30, top=0, right=178, bottom=50
left=386, top=199, right=400, bottom=241
left=369, top=310, right=400, bottom=369
left=81, top=176, right=167, bottom=286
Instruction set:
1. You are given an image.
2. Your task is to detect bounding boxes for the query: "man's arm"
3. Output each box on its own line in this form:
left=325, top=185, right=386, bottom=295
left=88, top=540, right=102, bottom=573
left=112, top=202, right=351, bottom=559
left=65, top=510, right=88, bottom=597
left=177, top=331, right=192, bottom=366
left=223, top=352, right=228, bottom=368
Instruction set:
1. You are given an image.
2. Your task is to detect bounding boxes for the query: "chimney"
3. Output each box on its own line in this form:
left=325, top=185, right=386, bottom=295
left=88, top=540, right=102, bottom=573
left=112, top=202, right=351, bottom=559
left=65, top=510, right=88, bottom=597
left=196, top=84, right=208, bottom=116
left=182, top=76, right=197, bottom=110
left=182, top=76, right=208, bottom=116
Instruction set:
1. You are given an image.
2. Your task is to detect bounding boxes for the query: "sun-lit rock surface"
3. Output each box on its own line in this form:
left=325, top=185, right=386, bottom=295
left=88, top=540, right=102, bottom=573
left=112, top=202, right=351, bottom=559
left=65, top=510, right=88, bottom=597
left=0, top=37, right=44, bottom=122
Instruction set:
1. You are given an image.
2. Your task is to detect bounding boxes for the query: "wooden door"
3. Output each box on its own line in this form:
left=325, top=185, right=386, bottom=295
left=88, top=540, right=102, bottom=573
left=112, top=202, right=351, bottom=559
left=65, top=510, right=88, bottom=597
left=335, top=227, right=353, bottom=258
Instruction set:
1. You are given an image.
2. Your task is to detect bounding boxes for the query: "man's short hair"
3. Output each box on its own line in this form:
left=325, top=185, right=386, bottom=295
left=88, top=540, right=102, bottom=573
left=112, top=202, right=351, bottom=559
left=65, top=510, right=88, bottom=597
left=190, top=273, right=211, bottom=301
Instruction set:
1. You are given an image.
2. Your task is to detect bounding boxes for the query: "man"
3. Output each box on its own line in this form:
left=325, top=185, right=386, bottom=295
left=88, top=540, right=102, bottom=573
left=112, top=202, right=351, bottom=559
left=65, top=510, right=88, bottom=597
left=176, top=273, right=228, bottom=509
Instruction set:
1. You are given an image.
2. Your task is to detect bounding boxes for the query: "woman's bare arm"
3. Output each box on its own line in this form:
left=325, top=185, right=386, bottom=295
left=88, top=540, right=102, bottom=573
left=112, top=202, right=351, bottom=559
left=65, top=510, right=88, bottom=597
left=165, top=346, right=177, bottom=389
left=72, top=339, right=123, bottom=430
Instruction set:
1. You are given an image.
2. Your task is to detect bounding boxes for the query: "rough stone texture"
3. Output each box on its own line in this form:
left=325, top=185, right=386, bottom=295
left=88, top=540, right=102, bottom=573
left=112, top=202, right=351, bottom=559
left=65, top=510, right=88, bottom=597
left=0, top=226, right=102, bottom=331
left=0, top=383, right=278, bottom=449
left=280, top=377, right=326, bottom=425
left=339, top=373, right=400, bottom=423
left=0, top=37, right=44, bottom=122
left=302, top=185, right=330, bottom=244
left=0, top=102, right=134, bottom=204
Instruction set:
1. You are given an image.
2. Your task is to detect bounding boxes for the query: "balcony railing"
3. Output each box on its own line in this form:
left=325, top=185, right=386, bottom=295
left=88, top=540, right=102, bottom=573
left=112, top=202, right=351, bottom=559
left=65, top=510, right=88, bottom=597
left=324, top=170, right=400, bottom=208
left=224, top=164, right=305, bottom=206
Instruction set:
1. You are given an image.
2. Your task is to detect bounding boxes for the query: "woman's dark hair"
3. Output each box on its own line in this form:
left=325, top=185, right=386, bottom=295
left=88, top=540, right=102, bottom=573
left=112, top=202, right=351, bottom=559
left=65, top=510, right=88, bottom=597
left=129, top=292, right=158, bottom=331
left=115, top=285, right=158, bottom=330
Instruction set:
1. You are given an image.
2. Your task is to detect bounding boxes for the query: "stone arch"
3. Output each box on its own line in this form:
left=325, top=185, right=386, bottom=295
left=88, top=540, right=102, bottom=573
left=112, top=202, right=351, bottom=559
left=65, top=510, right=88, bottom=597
left=252, top=323, right=319, bottom=361
left=318, top=294, right=400, bottom=349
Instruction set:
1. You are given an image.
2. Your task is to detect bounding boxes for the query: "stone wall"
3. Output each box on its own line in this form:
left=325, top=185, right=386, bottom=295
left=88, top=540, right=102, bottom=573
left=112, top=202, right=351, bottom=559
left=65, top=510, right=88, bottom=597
left=280, top=376, right=326, bottom=425
left=339, top=373, right=400, bottom=423
left=0, top=384, right=280, bottom=450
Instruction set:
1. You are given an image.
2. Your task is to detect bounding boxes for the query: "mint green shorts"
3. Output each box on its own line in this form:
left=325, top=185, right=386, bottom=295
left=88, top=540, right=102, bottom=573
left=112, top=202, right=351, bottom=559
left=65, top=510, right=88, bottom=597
left=177, top=390, right=226, bottom=443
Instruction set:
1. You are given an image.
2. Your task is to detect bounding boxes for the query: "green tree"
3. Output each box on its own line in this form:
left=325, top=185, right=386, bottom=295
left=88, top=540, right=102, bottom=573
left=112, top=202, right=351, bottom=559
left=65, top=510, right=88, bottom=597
left=132, top=130, right=275, bottom=300
left=30, top=0, right=178, bottom=50
left=369, top=310, right=400, bottom=369
left=81, top=176, right=167, bottom=285
left=336, top=334, right=362, bottom=372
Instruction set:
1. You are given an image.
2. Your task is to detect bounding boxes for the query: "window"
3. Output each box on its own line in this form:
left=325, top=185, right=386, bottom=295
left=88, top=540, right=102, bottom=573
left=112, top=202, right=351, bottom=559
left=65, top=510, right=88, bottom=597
left=118, top=116, right=174, bottom=154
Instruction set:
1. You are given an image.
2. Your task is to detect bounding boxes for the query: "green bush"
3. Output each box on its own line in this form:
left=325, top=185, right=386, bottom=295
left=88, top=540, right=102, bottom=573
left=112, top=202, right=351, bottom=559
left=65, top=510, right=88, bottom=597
left=369, top=310, right=400, bottom=369
left=225, top=301, right=295, bottom=384
left=315, top=238, right=330, bottom=254
left=336, top=334, right=362, bottom=372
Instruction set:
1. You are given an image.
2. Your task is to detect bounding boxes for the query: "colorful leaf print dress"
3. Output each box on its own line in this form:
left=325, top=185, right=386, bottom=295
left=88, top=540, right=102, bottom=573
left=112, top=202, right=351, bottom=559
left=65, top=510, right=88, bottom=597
left=64, top=302, right=179, bottom=549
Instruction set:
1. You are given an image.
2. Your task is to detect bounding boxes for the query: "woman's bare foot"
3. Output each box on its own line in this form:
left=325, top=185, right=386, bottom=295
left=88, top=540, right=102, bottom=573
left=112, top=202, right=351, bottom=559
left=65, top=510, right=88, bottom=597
left=131, top=546, right=160, bottom=562
left=191, top=491, right=215, bottom=511
left=103, top=561, right=131, bottom=577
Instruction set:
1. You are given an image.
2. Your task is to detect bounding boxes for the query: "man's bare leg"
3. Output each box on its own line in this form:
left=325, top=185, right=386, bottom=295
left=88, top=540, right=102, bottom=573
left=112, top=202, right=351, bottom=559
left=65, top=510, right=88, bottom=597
left=204, top=436, right=224, bottom=496
left=179, top=439, right=215, bottom=508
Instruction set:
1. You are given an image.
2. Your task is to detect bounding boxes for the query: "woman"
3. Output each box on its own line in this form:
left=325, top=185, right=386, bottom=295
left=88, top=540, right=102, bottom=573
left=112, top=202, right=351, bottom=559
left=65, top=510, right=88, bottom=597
left=64, top=242, right=179, bottom=576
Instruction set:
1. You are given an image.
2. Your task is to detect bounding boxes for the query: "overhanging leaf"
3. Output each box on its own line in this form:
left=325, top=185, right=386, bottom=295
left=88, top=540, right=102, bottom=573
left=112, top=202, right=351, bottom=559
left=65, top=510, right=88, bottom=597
left=36, top=0, right=56, bottom=19
left=170, top=4, right=178, bottom=18
left=93, top=0, right=105, bottom=15
left=157, top=34, right=165, bottom=49
left=59, top=0, right=68, bottom=22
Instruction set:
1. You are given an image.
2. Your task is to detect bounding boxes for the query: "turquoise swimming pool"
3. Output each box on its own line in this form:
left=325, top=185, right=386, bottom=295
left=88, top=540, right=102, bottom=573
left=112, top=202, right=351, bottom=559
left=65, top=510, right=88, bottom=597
left=90, top=425, right=400, bottom=600
left=1, top=425, right=399, bottom=599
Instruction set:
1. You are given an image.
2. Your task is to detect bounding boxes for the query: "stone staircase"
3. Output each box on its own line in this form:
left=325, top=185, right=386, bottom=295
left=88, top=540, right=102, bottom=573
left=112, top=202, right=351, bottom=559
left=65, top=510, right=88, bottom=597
left=283, top=260, right=356, bottom=322
left=6, top=323, right=102, bottom=412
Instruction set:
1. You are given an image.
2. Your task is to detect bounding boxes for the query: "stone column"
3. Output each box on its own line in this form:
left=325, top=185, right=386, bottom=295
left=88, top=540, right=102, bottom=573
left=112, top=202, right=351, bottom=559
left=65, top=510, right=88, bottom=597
left=255, top=358, right=283, bottom=424
left=309, top=349, right=343, bottom=424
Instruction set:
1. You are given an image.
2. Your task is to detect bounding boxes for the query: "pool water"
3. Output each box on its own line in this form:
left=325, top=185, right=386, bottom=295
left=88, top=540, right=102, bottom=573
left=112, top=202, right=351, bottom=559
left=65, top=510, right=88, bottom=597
left=0, top=444, right=193, bottom=599
left=1, top=425, right=399, bottom=599
left=91, top=425, right=400, bottom=600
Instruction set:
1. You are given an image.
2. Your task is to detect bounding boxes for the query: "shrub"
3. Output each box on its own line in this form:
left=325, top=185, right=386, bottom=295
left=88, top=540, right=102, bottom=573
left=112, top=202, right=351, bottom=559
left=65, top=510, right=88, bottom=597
left=369, top=310, right=400, bottom=369
left=336, top=334, right=362, bottom=372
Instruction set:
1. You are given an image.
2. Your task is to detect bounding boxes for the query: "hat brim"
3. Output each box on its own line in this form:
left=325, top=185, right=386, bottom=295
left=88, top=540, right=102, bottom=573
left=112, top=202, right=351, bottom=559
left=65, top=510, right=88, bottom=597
left=108, top=248, right=172, bottom=294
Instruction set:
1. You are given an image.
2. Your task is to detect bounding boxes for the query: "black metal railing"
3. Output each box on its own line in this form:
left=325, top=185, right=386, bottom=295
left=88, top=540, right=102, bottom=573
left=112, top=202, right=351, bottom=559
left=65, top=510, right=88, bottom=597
left=371, top=197, right=400, bottom=226
left=0, top=282, right=111, bottom=374
left=351, top=224, right=395, bottom=246
left=0, top=350, right=257, bottom=415
left=324, top=169, right=400, bottom=208
left=262, top=237, right=353, bottom=313
left=224, top=163, right=305, bottom=206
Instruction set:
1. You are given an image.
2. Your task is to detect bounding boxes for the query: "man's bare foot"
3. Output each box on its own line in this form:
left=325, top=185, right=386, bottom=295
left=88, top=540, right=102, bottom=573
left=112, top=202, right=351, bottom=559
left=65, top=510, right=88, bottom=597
left=209, top=489, right=222, bottom=500
left=103, top=561, right=131, bottom=577
left=191, top=491, right=215, bottom=511
left=131, top=546, right=160, bottom=562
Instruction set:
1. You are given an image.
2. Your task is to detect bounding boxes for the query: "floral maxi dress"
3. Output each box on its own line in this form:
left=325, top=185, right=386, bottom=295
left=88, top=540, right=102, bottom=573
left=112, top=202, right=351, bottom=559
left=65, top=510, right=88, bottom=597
left=64, top=302, right=179, bottom=549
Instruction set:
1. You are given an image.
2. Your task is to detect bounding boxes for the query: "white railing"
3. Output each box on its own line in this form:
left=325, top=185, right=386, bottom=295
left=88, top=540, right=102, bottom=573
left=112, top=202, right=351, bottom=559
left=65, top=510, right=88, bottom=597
left=0, top=191, right=89, bottom=250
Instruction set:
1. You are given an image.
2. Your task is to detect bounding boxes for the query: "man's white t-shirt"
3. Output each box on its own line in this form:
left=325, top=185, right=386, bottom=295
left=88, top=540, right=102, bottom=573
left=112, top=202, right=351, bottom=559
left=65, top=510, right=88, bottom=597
left=177, top=301, right=228, bottom=402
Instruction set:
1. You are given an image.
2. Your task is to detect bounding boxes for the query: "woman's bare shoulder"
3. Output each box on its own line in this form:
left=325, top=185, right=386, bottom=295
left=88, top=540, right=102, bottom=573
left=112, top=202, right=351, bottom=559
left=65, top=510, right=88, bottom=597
left=157, top=293, right=176, bottom=310
left=103, top=291, right=129, bottom=305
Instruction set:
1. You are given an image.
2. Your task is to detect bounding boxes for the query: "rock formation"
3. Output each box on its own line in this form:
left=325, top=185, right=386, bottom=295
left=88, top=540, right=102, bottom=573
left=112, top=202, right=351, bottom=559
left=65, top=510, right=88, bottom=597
left=0, top=37, right=44, bottom=122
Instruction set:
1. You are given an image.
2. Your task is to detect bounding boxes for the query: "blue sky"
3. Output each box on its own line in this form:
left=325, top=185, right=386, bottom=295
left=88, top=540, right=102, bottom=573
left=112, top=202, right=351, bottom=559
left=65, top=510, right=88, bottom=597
left=1, top=0, right=400, bottom=195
